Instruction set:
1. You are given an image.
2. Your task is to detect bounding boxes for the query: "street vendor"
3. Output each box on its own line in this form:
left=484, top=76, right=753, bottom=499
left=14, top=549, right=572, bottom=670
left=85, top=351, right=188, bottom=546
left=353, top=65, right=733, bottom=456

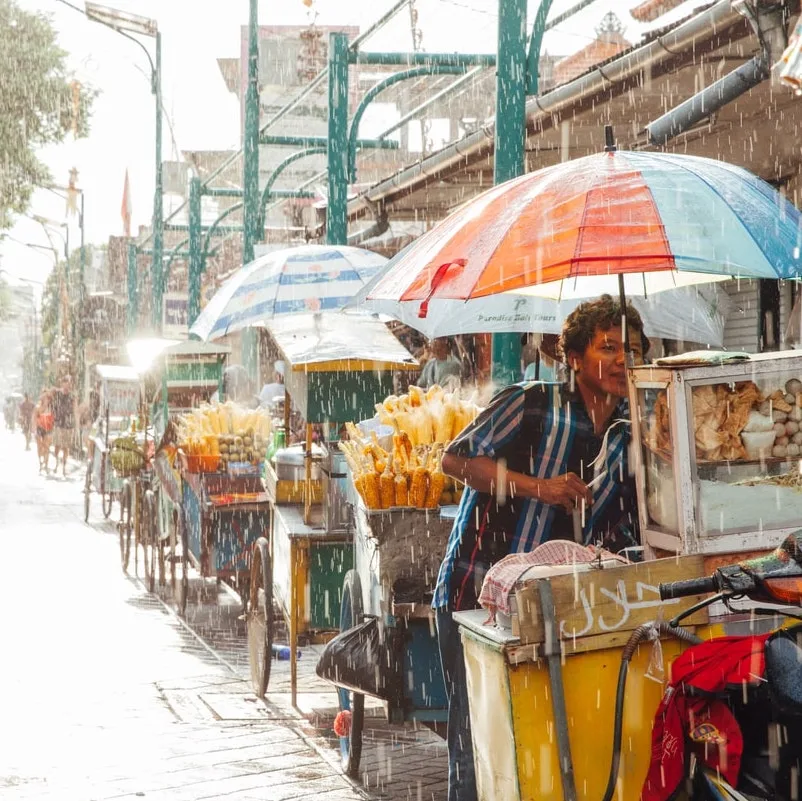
left=432, top=294, right=646, bottom=801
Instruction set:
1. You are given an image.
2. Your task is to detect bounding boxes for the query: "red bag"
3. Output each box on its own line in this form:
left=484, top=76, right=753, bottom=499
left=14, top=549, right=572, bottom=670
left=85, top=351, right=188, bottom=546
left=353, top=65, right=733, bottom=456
left=37, top=412, right=54, bottom=433
left=641, top=633, right=770, bottom=801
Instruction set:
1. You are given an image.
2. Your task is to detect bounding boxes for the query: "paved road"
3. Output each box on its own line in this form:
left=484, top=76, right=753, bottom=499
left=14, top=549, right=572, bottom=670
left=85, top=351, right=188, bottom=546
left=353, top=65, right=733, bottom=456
left=0, top=430, right=367, bottom=801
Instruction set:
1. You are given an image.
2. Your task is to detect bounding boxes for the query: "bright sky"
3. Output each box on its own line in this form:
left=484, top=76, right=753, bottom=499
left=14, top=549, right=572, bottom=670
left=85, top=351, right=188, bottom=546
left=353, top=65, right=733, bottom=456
left=0, top=0, right=695, bottom=291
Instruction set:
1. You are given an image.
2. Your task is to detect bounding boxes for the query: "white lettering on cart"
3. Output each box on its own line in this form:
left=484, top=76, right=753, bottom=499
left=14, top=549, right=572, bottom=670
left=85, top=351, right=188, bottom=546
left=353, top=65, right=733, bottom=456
left=559, top=580, right=682, bottom=638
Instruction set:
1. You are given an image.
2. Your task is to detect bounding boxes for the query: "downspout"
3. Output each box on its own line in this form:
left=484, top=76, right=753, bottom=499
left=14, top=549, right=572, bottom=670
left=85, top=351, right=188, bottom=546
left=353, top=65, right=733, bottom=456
left=646, top=2, right=788, bottom=146
left=347, top=0, right=744, bottom=217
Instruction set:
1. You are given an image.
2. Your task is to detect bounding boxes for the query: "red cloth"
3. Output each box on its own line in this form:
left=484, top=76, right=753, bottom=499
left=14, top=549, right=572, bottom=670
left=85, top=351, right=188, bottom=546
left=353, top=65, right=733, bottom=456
left=641, top=633, right=771, bottom=801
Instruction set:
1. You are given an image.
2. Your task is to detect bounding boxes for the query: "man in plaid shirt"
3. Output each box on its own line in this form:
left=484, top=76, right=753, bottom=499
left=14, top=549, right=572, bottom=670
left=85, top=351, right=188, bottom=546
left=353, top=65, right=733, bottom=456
left=434, top=295, right=645, bottom=801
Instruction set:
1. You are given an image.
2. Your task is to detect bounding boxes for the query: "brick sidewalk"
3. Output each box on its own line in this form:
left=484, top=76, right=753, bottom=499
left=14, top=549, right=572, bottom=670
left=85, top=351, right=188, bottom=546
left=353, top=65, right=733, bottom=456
left=168, top=567, right=449, bottom=801
left=0, top=436, right=368, bottom=801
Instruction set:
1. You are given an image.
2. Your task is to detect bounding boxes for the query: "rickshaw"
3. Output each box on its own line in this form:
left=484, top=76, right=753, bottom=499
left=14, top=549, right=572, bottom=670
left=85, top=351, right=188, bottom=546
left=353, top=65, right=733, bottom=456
left=83, top=364, right=140, bottom=523
left=127, top=338, right=231, bottom=609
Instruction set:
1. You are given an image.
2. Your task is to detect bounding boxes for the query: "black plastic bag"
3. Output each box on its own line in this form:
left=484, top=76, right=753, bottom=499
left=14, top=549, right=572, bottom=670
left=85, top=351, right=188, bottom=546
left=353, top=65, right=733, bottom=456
left=316, top=618, right=397, bottom=701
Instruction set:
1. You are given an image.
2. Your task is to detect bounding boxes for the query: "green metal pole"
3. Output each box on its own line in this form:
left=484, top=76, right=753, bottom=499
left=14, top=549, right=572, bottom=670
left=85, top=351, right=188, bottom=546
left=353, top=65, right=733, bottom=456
left=347, top=65, right=465, bottom=181
left=152, top=31, right=164, bottom=332
left=127, top=243, right=138, bottom=335
left=348, top=52, right=496, bottom=67
left=241, top=0, right=260, bottom=375
left=327, top=32, right=349, bottom=246
left=188, top=176, right=202, bottom=331
left=259, top=146, right=327, bottom=233
left=77, top=191, right=86, bottom=399
left=526, top=0, right=555, bottom=95
left=491, top=0, right=527, bottom=387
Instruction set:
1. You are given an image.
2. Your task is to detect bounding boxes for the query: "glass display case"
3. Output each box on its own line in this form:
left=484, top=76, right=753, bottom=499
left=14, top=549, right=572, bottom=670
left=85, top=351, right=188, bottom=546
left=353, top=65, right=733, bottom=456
left=628, top=351, right=802, bottom=556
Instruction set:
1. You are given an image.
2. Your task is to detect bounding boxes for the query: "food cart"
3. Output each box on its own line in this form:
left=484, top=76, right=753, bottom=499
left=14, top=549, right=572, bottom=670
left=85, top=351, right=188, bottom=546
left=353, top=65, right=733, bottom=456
left=450, top=349, right=802, bottom=800
left=126, top=338, right=231, bottom=606
left=452, top=556, right=715, bottom=801
left=83, top=364, right=140, bottom=523
left=322, top=382, right=481, bottom=774
left=247, top=312, right=418, bottom=707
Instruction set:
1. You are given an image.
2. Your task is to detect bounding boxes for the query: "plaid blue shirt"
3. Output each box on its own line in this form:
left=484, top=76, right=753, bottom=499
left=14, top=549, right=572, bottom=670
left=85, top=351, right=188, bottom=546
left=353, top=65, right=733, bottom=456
left=431, top=382, right=636, bottom=611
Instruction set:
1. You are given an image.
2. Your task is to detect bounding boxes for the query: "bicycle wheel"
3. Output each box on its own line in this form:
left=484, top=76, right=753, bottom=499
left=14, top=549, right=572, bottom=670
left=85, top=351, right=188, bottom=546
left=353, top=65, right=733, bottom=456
left=101, top=453, right=113, bottom=519
left=118, top=480, right=132, bottom=574
left=83, top=459, right=92, bottom=523
left=142, top=489, right=156, bottom=593
left=338, top=570, right=365, bottom=778
left=247, top=537, right=274, bottom=698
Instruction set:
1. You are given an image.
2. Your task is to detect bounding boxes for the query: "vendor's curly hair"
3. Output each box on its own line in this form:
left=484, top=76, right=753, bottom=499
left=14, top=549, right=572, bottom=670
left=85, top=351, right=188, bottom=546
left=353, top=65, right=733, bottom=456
left=558, top=294, right=649, bottom=360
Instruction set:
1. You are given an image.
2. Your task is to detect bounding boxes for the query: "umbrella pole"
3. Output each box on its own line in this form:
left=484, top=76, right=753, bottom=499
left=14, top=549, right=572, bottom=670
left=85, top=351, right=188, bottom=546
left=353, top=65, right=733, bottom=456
left=618, top=273, right=633, bottom=365
left=304, top=422, right=313, bottom=525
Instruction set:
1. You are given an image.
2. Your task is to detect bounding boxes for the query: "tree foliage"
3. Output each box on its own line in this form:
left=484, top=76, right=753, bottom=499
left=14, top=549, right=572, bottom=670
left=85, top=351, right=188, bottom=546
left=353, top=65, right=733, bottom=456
left=0, top=0, right=95, bottom=229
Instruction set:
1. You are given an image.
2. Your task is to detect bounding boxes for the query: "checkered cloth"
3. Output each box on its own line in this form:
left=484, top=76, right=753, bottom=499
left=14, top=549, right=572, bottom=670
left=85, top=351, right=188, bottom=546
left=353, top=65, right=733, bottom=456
left=478, top=540, right=627, bottom=616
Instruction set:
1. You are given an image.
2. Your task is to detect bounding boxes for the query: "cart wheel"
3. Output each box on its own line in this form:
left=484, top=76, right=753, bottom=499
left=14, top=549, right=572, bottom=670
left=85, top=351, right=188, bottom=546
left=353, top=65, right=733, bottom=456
left=248, top=537, right=274, bottom=698
left=118, top=480, right=132, bottom=574
left=142, top=490, right=157, bottom=594
left=101, top=453, right=112, bottom=519
left=177, top=505, right=189, bottom=617
left=83, top=459, right=92, bottom=523
left=168, top=506, right=178, bottom=597
left=155, top=492, right=166, bottom=589
left=338, top=570, right=365, bottom=778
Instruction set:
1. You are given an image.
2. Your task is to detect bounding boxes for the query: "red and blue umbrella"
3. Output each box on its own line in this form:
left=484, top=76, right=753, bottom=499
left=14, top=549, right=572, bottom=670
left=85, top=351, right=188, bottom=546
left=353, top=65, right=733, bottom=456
left=363, top=150, right=802, bottom=311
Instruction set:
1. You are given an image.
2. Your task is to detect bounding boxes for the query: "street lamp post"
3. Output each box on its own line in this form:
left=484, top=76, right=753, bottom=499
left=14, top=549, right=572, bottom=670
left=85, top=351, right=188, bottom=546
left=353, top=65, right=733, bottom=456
left=84, top=2, right=162, bottom=332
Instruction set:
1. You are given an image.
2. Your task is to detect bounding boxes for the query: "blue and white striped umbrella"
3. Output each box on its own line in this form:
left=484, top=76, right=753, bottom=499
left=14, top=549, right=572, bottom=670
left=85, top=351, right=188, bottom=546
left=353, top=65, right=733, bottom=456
left=190, top=244, right=387, bottom=341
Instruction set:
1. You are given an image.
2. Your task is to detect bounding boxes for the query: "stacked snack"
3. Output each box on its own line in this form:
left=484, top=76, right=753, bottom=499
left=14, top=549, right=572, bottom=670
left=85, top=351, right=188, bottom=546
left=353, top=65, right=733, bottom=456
left=648, top=377, right=802, bottom=462
left=178, top=402, right=272, bottom=471
left=341, top=384, right=480, bottom=510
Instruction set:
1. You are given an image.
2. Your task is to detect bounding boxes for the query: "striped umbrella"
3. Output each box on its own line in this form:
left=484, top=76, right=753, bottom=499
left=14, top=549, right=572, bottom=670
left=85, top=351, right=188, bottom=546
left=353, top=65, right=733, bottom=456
left=363, top=150, right=802, bottom=314
left=190, top=244, right=387, bottom=341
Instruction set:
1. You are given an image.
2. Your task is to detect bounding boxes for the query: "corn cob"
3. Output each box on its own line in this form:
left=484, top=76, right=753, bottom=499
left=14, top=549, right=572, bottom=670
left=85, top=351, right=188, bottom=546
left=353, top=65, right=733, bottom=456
left=425, top=468, right=446, bottom=509
left=410, top=453, right=429, bottom=508
left=362, top=470, right=382, bottom=510
left=426, top=384, right=444, bottom=403
left=394, top=460, right=409, bottom=506
left=408, top=385, right=424, bottom=408
left=435, top=399, right=456, bottom=443
left=380, top=463, right=395, bottom=509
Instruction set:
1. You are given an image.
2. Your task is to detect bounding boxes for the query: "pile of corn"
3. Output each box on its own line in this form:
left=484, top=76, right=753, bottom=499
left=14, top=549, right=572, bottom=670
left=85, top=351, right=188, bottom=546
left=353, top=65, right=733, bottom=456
left=340, top=385, right=480, bottom=511
left=178, top=402, right=272, bottom=462
left=374, top=384, right=480, bottom=447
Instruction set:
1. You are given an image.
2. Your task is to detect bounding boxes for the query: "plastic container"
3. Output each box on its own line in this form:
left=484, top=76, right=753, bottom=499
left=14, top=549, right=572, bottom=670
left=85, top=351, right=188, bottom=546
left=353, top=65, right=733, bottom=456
left=356, top=418, right=394, bottom=451
left=741, top=430, right=776, bottom=460
left=272, top=643, right=302, bottom=660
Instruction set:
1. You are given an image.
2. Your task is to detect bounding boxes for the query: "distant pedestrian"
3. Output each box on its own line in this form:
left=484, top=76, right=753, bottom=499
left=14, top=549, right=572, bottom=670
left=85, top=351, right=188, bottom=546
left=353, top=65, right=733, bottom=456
left=418, top=337, right=463, bottom=390
left=52, top=376, right=76, bottom=477
left=18, top=393, right=34, bottom=450
left=35, top=391, right=54, bottom=474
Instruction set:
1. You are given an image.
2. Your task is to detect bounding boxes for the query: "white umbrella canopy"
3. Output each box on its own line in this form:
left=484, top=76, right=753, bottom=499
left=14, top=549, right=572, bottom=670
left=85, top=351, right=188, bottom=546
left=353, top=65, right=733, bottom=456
left=349, top=279, right=732, bottom=347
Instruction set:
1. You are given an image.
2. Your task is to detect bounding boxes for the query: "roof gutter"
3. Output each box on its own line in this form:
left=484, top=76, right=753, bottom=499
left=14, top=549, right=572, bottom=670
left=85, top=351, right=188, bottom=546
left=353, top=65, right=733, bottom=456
left=646, top=1, right=787, bottom=145
left=347, top=0, right=745, bottom=218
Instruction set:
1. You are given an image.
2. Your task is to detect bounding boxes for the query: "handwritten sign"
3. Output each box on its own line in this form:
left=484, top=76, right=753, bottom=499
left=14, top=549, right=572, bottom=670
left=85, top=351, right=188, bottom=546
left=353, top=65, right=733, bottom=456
left=513, top=555, right=709, bottom=648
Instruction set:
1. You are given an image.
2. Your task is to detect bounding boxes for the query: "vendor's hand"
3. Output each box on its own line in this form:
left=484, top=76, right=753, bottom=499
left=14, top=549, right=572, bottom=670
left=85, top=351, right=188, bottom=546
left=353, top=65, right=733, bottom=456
left=531, top=473, right=592, bottom=514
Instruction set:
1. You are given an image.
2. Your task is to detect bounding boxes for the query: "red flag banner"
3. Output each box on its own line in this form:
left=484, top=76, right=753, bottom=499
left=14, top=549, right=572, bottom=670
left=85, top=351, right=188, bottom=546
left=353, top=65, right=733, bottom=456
left=121, top=169, right=132, bottom=237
